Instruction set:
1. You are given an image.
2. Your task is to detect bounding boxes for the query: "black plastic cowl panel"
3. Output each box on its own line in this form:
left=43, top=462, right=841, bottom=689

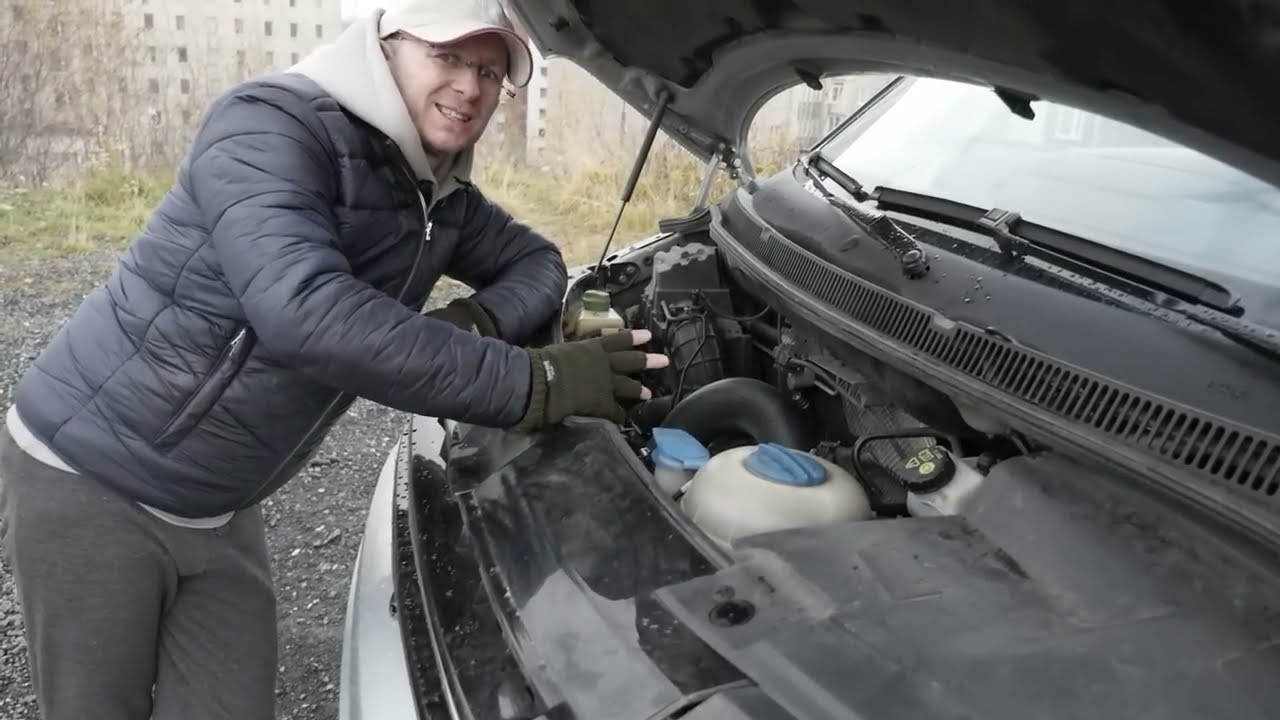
left=716, top=193, right=1280, bottom=507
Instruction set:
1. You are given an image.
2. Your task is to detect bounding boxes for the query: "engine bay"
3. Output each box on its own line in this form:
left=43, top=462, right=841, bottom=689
left=563, top=232, right=1031, bottom=549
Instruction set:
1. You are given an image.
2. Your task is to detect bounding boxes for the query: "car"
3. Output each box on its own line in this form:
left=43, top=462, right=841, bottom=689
left=339, top=1, right=1280, bottom=718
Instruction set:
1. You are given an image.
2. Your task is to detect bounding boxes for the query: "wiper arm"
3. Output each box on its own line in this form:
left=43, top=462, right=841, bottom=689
left=870, top=186, right=1242, bottom=315
left=868, top=186, right=1280, bottom=359
left=797, top=153, right=930, bottom=278
left=791, top=160, right=1280, bottom=358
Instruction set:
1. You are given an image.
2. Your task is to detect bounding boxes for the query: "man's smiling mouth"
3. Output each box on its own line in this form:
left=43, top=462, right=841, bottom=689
left=436, top=104, right=473, bottom=123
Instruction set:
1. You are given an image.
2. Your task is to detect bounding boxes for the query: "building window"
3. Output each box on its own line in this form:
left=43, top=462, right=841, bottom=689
left=146, top=45, right=157, bottom=62
left=175, top=15, right=184, bottom=30
left=206, top=16, right=217, bottom=34
left=539, top=108, right=546, bottom=118
left=180, top=79, right=191, bottom=94
left=234, top=18, right=243, bottom=33
left=236, top=50, right=246, bottom=65
left=539, top=87, right=547, bottom=98
left=315, top=24, right=323, bottom=39
left=264, top=21, right=273, bottom=36
left=290, top=0, right=297, bottom=5
left=143, top=13, right=153, bottom=29
left=290, top=22, right=298, bottom=38
left=148, top=78, right=159, bottom=94
left=177, top=47, right=188, bottom=62
left=540, top=66, right=548, bottom=77
left=291, top=52, right=299, bottom=64
left=265, top=51, right=274, bottom=66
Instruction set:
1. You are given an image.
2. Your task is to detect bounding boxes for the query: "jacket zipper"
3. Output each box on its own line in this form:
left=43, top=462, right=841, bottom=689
left=246, top=160, right=432, bottom=505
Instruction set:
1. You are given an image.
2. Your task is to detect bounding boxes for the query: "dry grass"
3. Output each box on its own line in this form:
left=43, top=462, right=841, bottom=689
left=476, top=137, right=796, bottom=264
left=0, top=138, right=799, bottom=267
left=475, top=140, right=732, bottom=264
left=0, top=164, right=170, bottom=260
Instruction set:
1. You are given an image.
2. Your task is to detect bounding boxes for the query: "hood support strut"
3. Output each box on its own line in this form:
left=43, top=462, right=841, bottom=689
left=592, top=89, right=673, bottom=287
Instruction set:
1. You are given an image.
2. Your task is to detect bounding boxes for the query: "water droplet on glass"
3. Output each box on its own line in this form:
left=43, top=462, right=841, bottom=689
left=985, top=295, right=992, bottom=301
left=940, top=273, right=948, bottom=278
left=963, top=297, right=973, bottom=303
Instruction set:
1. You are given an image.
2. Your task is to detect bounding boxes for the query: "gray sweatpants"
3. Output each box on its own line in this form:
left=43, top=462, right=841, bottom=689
left=0, top=425, right=277, bottom=720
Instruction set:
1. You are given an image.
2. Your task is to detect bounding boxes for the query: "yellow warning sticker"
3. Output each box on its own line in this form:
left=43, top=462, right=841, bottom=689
left=919, top=448, right=936, bottom=462
left=918, top=461, right=936, bottom=475
left=905, top=457, right=921, bottom=469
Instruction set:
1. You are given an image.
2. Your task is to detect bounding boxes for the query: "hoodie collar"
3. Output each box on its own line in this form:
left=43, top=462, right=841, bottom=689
left=288, top=9, right=473, bottom=203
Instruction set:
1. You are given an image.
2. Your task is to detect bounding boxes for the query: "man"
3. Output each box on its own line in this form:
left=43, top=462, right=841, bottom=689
left=0, top=1, right=664, bottom=718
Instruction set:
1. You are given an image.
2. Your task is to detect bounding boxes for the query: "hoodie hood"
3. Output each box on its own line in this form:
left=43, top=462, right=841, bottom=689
left=289, top=9, right=473, bottom=201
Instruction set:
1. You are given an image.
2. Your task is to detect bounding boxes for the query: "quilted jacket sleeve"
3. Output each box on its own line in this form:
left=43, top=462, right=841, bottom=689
left=445, top=190, right=567, bottom=346
left=185, top=83, right=532, bottom=427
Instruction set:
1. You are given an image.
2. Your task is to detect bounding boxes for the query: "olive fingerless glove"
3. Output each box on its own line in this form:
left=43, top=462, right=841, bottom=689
left=514, top=332, right=648, bottom=431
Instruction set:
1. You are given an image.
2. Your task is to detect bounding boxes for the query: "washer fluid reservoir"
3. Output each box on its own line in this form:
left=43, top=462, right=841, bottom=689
left=680, top=443, right=872, bottom=548
left=649, top=428, right=710, bottom=496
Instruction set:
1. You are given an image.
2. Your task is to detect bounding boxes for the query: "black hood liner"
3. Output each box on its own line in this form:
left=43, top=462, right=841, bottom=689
left=547, top=0, right=1280, bottom=183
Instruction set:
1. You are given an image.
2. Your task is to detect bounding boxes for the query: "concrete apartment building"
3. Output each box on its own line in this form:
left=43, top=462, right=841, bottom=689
left=124, top=0, right=343, bottom=133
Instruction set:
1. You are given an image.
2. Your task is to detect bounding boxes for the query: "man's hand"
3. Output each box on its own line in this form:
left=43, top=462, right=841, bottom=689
left=514, top=330, right=668, bottom=431
left=424, top=297, right=498, bottom=337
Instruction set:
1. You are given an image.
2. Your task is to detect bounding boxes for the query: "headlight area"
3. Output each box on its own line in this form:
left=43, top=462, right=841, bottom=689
left=391, top=416, right=536, bottom=720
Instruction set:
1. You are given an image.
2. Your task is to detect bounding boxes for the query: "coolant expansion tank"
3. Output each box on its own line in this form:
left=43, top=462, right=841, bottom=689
left=680, top=443, right=872, bottom=547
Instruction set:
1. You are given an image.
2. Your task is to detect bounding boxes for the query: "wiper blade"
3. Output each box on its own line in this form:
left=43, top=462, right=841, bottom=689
left=868, top=186, right=1280, bottom=359
left=797, top=154, right=930, bottom=278
left=869, top=185, right=1242, bottom=315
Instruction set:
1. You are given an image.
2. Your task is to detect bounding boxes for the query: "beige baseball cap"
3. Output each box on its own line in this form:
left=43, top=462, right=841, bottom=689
left=379, top=0, right=534, bottom=88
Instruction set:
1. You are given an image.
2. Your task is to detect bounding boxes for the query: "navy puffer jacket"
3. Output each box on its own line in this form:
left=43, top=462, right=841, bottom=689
left=13, top=73, right=566, bottom=517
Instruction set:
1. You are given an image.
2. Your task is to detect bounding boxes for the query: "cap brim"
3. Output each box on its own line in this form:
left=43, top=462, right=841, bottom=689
left=393, top=21, right=533, bottom=88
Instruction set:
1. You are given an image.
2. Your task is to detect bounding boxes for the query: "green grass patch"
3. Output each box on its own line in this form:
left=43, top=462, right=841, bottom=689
left=0, top=164, right=170, bottom=260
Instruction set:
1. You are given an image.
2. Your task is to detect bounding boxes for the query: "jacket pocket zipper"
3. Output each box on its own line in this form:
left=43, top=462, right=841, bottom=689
left=155, top=326, right=257, bottom=449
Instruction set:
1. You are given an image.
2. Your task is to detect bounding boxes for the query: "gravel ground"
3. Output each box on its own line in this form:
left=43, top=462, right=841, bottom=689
left=0, top=251, right=464, bottom=719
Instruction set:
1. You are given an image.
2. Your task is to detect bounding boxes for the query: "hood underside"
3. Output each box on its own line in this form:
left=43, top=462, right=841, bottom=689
left=505, top=0, right=1280, bottom=187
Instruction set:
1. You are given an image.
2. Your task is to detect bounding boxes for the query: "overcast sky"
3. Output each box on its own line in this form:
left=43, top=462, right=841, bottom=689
left=342, top=0, right=409, bottom=19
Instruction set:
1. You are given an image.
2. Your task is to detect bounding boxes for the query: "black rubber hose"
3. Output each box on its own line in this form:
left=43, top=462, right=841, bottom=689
left=660, top=377, right=816, bottom=450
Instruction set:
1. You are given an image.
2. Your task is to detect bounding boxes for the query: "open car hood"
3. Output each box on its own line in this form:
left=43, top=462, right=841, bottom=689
left=503, top=0, right=1280, bottom=187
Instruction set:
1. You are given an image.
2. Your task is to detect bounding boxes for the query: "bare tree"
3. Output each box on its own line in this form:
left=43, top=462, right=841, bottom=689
left=0, top=0, right=146, bottom=184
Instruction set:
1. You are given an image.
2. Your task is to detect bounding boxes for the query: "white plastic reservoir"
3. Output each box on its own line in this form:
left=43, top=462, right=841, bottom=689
left=680, top=443, right=872, bottom=548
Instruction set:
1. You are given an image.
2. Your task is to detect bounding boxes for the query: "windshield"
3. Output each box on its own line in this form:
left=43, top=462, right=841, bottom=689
left=820, top=77, right=1280, bottom=322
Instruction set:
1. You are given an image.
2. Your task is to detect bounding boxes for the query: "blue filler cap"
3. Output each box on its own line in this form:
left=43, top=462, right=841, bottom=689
left=745, top=443, right=827, bottom=486
left=651, top=428, right=710, bottom=471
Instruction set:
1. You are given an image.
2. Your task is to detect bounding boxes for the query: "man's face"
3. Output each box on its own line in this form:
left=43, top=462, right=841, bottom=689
left=384, top=32, right=508, bottom=155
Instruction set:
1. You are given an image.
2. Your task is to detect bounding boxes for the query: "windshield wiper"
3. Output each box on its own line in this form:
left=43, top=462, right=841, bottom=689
left=869, top=185, right=1242, bottom=314
left=794, top=154, right=1280, bottom=359
left=865, top=186, right=1280, bottom=359
left=796, top=153, right=929, bottom=278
